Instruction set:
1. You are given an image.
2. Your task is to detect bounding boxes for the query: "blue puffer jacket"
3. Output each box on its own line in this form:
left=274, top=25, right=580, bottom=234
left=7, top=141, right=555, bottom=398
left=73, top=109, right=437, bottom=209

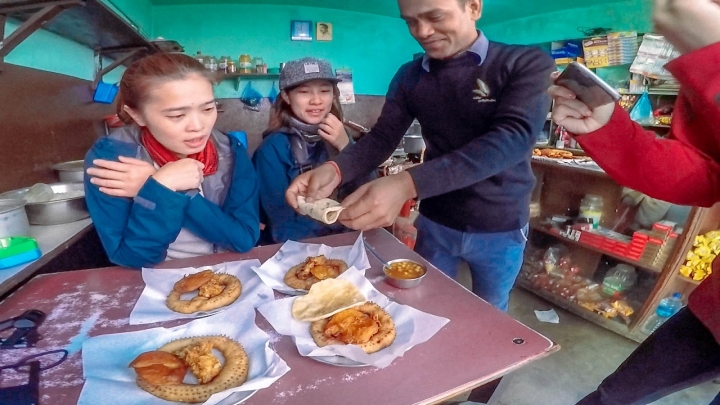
left=84, top=126, right=259, bottom=269
left=252, top=132, right=337, bottom=244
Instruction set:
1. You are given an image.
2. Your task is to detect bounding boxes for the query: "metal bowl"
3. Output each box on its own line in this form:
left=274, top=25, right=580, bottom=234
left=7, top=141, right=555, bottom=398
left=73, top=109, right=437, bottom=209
left=383, top=259, right=427, bottom=289
left=0, top=199, right=30, bottom=237
left=51, top=160, right=85, bottom=183
left=0, top=183, right=88, bottom=225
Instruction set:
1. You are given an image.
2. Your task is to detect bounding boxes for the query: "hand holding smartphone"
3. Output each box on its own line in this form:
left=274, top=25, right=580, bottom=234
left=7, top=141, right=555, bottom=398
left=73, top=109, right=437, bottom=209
left=554, top=62, right=621, bottom=109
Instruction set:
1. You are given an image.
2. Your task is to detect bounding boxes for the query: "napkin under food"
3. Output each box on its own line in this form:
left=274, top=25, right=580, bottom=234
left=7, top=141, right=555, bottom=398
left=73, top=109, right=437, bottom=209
left=129, top=260, right=275, bottom=325
left=251, top=232, right=370, bottom=295
left=258, top=268, right=449, bottom=368
left=79, top=306, right=290, bottom=405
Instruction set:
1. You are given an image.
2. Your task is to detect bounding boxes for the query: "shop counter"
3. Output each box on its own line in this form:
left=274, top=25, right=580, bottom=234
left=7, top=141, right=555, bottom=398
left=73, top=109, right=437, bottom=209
left=0, top=229, right=558, bottom=405
left=0, top=218, right=93, bottom=296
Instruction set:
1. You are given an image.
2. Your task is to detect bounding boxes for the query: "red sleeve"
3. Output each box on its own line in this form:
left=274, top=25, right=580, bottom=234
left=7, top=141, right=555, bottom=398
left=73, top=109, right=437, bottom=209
left=665, top=42, right=720, bottom=138
left=574, top=105, right=720, bottom=207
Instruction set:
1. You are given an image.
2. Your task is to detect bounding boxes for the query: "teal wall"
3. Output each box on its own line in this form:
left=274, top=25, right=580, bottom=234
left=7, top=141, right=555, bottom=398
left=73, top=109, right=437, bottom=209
left=152, top=4, right=422, bottom=97
left=3, top=19, right=123, bottom=82
left=102, top=0, right=154, bottom=38
left=482, top=0, right=653, bottom=44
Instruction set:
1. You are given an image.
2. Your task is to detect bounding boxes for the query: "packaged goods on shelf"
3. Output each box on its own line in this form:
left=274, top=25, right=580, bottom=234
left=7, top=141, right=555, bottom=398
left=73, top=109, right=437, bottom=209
left=630, top=34, right=681, bottom=80
left=680, top=231, right=720, bottom=282
left=607, top=31, right=639, bottom=66
left=582, top=36, right=610, bottom=68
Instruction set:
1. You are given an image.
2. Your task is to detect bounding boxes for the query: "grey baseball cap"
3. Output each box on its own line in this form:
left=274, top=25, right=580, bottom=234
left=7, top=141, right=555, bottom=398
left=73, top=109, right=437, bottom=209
left=279, top=57, right=340, bottom=91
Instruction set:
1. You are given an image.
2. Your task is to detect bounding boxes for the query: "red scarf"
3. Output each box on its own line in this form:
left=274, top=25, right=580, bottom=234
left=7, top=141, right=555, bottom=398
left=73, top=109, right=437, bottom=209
left=140, top=127, right=218, bottom=176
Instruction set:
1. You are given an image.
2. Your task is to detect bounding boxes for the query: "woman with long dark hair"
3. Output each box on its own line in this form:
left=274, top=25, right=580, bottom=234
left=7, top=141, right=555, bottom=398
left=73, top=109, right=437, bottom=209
left=253, top=57, right=367, bottom=243
left=84, top=53, right=259, bottom=268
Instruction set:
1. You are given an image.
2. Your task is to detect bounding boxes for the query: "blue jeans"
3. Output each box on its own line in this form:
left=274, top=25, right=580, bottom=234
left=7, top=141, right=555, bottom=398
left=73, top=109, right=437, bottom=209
left=414, top=214, right=528, bottom=311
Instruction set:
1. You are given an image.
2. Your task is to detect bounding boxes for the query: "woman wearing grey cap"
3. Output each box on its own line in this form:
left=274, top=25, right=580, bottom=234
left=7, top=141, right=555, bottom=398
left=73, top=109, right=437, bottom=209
left=253, top=57, right=372, bottom=244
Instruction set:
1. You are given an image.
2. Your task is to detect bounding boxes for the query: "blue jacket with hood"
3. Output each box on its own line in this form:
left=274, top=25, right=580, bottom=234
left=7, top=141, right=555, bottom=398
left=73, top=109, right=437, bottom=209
left=84, top=126, right=259, bottom=269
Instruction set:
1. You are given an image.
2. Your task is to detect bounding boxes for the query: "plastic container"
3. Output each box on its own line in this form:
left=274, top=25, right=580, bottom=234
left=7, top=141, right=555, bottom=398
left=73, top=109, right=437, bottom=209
left=93, top=81, right=119, bottom=104
left=579, top=194, right=604, bottom=229
left=641, top=293, right=683, bottom=334
left=0, top=237, right=41, bottom=269
left=602, top=264, right=637, bottom=297
left=206, top=55, right=218, bottom=71
left=218, top=56, right=230, bottom=73
left=195, top=51, right=206, bottom=65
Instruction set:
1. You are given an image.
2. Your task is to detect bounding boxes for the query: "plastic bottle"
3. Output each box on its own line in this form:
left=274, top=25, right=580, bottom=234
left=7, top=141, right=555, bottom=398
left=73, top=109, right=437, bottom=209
left=195, top=51, right=206, bottom=66
left=640, top=293, right=683, bottom=335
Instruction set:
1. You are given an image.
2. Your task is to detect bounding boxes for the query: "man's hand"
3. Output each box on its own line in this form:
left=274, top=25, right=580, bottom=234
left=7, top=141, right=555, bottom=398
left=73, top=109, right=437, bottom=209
left=547, top=72, right=615, bottom=135
left=152, top=159, right=205, bottom=192
left=338, top=171, right=418, bottom=231
left=318, top=113, right=350, bottom=151
left=87, top=156, right=157, bottom=197
left=286, top=163, right=341, bottom=209
left=653, top=0, right=720, bottom=54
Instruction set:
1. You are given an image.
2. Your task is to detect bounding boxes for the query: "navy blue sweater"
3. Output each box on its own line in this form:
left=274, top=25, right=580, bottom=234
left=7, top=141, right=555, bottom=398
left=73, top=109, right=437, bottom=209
left=334, top=41, right=555, bottom=232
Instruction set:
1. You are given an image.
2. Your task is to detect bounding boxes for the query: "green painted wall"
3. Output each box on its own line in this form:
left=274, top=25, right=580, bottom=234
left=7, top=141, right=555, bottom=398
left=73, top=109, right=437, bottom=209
left=4, top=19, right=122, bottom=82
left=482, top=0, right=653, bottom=44
left=152, top=4, right=422, bottom=97
left=102, top=0, right=154, bottom=38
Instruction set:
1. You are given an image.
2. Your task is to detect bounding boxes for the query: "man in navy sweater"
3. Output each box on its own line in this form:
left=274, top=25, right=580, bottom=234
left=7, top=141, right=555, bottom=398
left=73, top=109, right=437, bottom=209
left=287, top=0, right=554, bottom=311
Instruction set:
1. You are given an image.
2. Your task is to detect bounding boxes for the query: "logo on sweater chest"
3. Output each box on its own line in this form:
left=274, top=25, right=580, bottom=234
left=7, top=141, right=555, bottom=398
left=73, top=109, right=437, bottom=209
left=473, top=79, right=496, bottom=103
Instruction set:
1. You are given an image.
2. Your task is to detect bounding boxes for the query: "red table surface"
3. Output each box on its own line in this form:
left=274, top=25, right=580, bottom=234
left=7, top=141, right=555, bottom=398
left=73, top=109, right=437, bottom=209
left=0, top=229, right=558, bottom=405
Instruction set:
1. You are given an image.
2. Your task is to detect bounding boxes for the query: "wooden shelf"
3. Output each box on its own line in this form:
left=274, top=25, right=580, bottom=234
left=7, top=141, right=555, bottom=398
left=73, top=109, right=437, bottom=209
left=620, top=91, right=679, bottom=96
left=219, top=73, right=280, bottom=79
left=2, top=0, right=182, bottom=65
left=529, top=222, right=663, bottom=273
left=517, top=279, right=645, bottom=343
left=531, top=158, right=607, bottom=178
left=676, top=274, right=702, bottom=285
left=640, top=123, right=671, bottom=129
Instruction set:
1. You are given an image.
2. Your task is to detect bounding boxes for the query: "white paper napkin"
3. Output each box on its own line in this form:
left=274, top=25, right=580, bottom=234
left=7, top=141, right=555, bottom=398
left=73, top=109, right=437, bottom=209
left=129, top=260, right=275, bottom=325
left=257, top=268, right=449, bottom=368
left=251, top=232, right=371, bottom=295
left=79, top=306, right=290, bottom=405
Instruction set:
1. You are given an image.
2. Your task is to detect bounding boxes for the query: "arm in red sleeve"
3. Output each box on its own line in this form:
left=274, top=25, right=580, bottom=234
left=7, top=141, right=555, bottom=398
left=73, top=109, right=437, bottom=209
left=575, top=105, right=720, bottom=207
left=665, top=42, right=720, bottom=139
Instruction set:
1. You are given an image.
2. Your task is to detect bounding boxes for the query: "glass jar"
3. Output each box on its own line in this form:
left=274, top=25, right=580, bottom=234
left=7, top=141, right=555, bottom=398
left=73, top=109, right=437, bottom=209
left=253, top=57, right=264, bottom=73
left=238, top=54, right=252, bottom=73
left=579, top=194, right=604, bottom=229
left=227, top=60, right=237, bottom=73
left=218, top=56, right=229, bottom=73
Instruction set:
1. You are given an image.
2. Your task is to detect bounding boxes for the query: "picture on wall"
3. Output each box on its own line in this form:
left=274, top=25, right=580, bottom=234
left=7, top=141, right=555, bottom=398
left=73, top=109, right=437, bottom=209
left=291, top=20, right=313, bottom=41
left=316, top=22, right=333, bottom=41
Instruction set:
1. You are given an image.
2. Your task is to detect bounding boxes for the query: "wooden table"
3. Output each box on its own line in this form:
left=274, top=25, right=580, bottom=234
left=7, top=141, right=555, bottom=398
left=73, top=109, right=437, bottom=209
left=0, top=229, right=558, bottom=405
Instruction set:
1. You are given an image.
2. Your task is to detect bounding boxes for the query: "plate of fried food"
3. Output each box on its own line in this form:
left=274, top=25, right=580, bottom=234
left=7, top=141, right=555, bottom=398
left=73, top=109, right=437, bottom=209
left=79, top=306, right=290, bottom=405
left=258, top=268, right=450, bottom=369
left=129, top=260, right=275, bottom=325
left=251, top=233, right=371, bottom=296
left=533, top=148, right=574, bottom=159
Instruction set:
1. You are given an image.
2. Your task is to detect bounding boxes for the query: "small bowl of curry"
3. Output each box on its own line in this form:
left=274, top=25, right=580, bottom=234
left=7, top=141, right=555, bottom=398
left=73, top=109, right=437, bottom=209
left=384, top=259, right=427, bottom=289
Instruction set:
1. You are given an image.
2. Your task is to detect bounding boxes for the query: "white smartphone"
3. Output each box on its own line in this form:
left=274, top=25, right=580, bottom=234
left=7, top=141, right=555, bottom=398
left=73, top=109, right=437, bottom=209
left=555, top=62, right=621, bottom=109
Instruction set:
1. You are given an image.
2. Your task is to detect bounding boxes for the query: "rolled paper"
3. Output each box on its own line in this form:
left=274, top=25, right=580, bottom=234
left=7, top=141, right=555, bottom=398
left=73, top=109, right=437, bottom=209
left=297, top=196, right=344, bottom=224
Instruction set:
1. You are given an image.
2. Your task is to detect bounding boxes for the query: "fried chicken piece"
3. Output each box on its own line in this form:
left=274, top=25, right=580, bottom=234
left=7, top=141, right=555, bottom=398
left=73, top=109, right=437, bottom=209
left=198, top=276, right=225, bottom=298
left=175, top=342, right=221, bottom=384
left=129, top=351, right=187, bottom=385
left=296, top=255, right=340, bottom=280
left=174, top=270, right=214, bottom=293
left=324, top=308, right=380, bottom=344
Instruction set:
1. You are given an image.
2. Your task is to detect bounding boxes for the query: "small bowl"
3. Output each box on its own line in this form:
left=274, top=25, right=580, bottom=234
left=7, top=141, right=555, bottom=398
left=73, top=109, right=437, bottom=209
left=383, top=259, right=427, bottom=289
